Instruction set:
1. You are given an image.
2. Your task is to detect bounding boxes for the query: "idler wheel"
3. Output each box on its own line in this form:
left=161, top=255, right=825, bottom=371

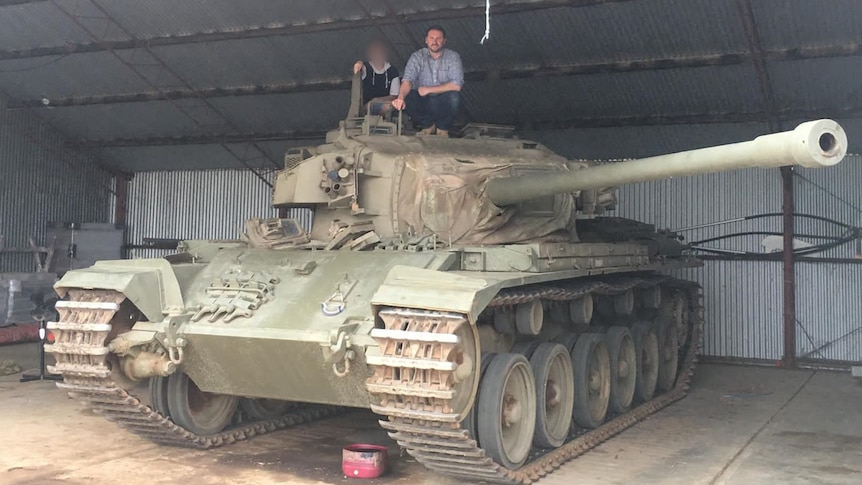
left=529, top=343, right=574, bottom=448
left=148, top=376, right=170, bottom=417
left=571, top=334, right=611, bottom=429
left=604, top=327, right=637, bottom=413
left=448, top=321, right=482, bottom=420
left=166, top=372, right=238, bottom=435
left=477, top=353, right=537, bottom=470
left=631, top=322, right=660, bottom=402
left=656, top=318, right=679, bottom=392
left=240, top=398, right=293, bottom=420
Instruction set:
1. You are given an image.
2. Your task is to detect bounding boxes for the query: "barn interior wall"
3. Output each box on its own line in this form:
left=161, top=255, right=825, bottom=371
left=0, top=95, right=112, bottom=272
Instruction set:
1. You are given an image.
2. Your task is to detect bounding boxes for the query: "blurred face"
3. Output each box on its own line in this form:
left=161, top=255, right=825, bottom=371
left=367, top=43, right=388, bottom=64
left=425, top=29, right=446, bottom=53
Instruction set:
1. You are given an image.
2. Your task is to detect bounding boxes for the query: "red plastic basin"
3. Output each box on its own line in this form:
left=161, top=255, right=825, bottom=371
left=342, top=444, right=387, bottom=479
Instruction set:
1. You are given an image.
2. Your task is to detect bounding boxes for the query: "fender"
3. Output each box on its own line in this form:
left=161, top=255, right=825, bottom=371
left=371, top=265, right=501, bottom=323
left=55, top=259, right=184, bottom=322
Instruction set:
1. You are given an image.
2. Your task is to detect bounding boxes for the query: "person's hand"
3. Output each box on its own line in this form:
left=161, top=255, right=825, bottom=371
left=418, top=86, right=432, bottom=96
left=353, top=61, right=364, bottom=75
left=392, top=98, right=406, bottom=111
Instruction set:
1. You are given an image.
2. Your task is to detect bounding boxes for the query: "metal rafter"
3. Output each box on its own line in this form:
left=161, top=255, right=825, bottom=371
left=735, top=0, right=780, bottom=132
left=10, top=42, right=862, bottom=109
left=66, top=106, right=862, bottom=148
left=72, top=130, right=328, bottom=148
left=517, top=106, right=862, bottom=130
left=0, top=0, right=635, bottom=61
left=0, top=0, right=47, bottom=6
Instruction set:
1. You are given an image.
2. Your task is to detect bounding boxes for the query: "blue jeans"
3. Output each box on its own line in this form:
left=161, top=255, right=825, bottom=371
left=404, top=90, right=460, bottom=131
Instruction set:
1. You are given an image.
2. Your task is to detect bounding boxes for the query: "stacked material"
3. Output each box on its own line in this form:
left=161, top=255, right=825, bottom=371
left=0, top=273, right=57, bottom=327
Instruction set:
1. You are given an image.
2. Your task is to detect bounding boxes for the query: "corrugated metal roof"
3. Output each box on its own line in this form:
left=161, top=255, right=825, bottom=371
left=753, top=0, right=862, bottom=49
left=521, top=121, right=772, bottom=159
left=0, top=2, right=99, bottom=50
left=0, top=52, right=153, bottom=100
left=149, top=29, right=382, bottom=89
left=769, top=57, right=862, bottom=111
left=36, top=101, right=205, bottom=139
left=96, top=0, right=371, bottom=39
left=0, top=0, right=859, bottom=171
left=462, top=64, right=764, bottom=124
left=100, top=139, right=316, bottom=172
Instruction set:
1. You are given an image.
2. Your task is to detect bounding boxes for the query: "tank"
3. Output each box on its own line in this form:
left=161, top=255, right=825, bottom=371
left=46, top=76, right=847, bottom=483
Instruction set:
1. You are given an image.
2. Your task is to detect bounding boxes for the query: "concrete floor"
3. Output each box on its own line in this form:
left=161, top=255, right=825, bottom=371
left=1, top=342, right=860, bottom=485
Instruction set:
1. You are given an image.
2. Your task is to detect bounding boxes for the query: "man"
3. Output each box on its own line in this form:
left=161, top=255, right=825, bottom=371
left=392, top=26, right=463, bottom=137
left=352, top=39, right=401, bottom=115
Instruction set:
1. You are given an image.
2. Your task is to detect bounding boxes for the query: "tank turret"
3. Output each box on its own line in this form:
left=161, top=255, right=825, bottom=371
left=272, top=119, right=846, bottom=246
left=486, top=119, right=847, bottom=206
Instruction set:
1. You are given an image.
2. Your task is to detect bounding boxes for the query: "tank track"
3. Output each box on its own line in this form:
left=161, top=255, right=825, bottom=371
left=46, top=289, right=344, bottom=449
left=368, top=276, right=703, bottom=484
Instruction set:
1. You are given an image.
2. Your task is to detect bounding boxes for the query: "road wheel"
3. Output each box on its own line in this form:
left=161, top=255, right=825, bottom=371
left=605, top=326, right=637, bottom=413
left=530, top=343, right=574, bottom=448
left=631, top=322, right=659, bottom=402
left=167, top=371, right=238, bottom=435
left=571, top=334, right=610, bottom=428
left=477, top=353, right=537, bottom=470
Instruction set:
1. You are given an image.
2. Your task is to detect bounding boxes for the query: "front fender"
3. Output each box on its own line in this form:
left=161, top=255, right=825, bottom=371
left=55, top=259, right=184, bottom=322
left=371, top=265, right=501, bottom=323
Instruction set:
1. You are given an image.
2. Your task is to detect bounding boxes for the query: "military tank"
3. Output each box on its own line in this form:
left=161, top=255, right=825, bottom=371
left=46, top=75, right=847, bottom=483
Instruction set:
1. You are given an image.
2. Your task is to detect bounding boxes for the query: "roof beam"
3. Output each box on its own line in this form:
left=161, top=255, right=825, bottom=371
left=69, top=131, right=328, bottom=148
left=521, top=107, right=862, bottom=130
left=0, top=0, right=633, bottom=61
left=0, top=0, right=48, bottom=6
left=735, top=0, right=780, bottom=132
left=14, top=79, right=352, bottom=108
left=11, top=42, right=862, bottom=109
left=66, top=106, right=862, bottom=149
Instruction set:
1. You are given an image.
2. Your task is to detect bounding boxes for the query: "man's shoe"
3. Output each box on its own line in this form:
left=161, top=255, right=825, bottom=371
left=436, top=129, right=448, bottom=137
left=419, top=125, right=437, bottom=135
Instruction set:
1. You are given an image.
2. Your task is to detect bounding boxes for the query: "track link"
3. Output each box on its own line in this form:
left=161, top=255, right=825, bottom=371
left=47, top=289, right=343, bottom=449
left=368, top=276, right=703, bottom=484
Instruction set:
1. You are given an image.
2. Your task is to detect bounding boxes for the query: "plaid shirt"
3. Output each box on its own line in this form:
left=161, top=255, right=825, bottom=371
left=402, top=48, right=464, bottom=88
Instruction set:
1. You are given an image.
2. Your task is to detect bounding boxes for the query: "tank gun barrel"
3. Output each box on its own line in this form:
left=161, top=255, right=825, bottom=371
left=486, top=119, right=847, bottom=206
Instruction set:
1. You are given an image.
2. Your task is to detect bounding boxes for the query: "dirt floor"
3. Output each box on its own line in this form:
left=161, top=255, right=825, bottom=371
left=1, top=342, right=861, bottom=485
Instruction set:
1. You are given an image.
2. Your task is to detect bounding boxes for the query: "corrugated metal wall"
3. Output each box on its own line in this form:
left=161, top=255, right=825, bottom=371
left=796, top=262, right=862, bottom=363
left=613, top=156, right=862, bottom=363
left=614, top=168, right=786, bottom=360
left=125, top=169, right=311, bottom=259
left=0, top=96, right=112, bottom=272
left=792, top=155, right=862, bottom=363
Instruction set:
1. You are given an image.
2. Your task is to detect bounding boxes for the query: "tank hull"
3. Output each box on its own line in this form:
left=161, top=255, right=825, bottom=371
left=53, top=240, right=699, bottom=409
